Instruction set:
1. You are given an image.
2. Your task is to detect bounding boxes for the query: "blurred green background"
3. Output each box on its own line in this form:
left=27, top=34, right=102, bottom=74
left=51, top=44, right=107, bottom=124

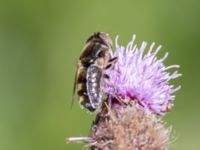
left=0, top=0, right=199, bottom=150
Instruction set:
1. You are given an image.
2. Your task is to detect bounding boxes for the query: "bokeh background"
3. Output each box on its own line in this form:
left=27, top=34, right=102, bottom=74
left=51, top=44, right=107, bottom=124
left=0, top=0, right=199, bottom=150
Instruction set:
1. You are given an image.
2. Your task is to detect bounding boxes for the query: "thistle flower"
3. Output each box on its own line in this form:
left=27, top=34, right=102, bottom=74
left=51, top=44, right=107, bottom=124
left=104, top=35, right=181, bottom=115
left=67, top=34, right=181, bottom=150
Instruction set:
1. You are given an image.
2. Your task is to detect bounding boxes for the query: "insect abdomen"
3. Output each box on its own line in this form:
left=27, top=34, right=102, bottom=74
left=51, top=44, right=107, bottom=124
left=77, top=67, right=95, bottom=111
left=86, top=65, right=102, bottom=109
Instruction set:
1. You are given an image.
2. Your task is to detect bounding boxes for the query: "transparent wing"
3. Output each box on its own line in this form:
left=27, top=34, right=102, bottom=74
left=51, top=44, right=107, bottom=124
left=71, top=66, right=78, bottom=108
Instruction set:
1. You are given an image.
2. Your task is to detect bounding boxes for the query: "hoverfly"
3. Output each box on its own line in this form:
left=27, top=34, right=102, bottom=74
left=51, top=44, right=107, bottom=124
left=73, top=32, right=117, bottom=111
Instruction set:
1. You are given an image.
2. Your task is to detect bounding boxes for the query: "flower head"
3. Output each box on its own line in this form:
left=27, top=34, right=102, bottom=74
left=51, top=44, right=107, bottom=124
left=104, top=35, right=181, bottom=115
left=88, top=102, right=171, bottom=150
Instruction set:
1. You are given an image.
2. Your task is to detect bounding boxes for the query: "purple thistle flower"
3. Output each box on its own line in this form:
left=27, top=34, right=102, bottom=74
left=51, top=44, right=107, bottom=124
left=104, top=35, right=181, bottom=115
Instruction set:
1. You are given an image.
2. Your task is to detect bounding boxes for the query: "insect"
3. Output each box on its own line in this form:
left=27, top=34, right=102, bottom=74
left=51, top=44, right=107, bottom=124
left=73, top=32, right=117, bottom=111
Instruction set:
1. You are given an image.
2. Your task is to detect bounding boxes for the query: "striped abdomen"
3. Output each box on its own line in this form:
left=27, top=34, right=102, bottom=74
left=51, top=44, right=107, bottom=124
left=86, top=65, right=103, bottom=110
left=77, top=64, right=103, bottom=111
left=77, top=66, right=95, bottom=111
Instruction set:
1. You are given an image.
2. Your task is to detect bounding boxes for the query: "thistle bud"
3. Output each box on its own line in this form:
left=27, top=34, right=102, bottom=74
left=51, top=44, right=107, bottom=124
left=87, top=102, right=171, bottom=150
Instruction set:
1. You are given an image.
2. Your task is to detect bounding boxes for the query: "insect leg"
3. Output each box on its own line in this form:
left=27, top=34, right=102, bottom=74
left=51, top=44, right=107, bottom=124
left=103, top=74, right=110, bottom=79
left=108, top=56, right=118, bottom=63
left=104, top=56, right=118, bottom=70
left=104, top=74, right=127, bottom=106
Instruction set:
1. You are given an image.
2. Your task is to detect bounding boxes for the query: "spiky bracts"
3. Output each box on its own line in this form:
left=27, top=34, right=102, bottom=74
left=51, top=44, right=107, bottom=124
left=88, top=102, right=171, bottom=150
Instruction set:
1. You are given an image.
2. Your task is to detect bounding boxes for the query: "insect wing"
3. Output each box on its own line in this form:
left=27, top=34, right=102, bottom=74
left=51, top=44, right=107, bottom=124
left=71, top=65, right=79, bottom=108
